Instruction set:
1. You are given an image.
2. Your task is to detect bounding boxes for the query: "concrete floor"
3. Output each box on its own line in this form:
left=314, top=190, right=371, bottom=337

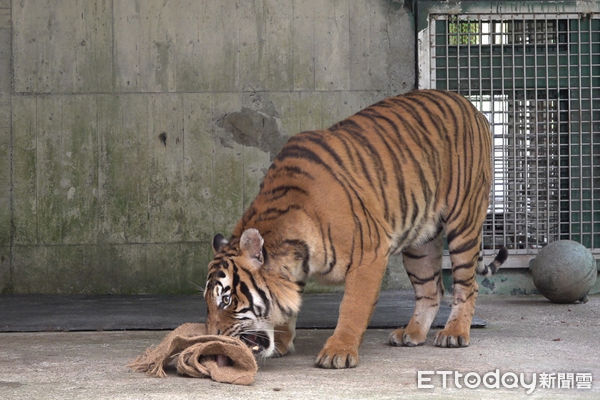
left=1, top=295, right=598, bottom=400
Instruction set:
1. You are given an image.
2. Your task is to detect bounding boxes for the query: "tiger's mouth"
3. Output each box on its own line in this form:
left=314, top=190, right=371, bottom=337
left=240, top=332, right=271, bottom=354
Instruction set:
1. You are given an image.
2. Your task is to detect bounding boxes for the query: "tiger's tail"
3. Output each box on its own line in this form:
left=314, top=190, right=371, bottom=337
left=476, top=247, right=508, bottom=277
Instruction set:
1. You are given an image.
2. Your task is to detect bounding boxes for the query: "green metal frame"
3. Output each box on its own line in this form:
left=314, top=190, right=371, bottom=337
left=417, top=1, right=600, bottom=262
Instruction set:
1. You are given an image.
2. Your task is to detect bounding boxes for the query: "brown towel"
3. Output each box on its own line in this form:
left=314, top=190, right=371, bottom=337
left=128, top=322, right=258, bottom=385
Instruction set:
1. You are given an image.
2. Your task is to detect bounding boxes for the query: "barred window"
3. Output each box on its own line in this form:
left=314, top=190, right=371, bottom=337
left=424, top=14, right=600, bottom=256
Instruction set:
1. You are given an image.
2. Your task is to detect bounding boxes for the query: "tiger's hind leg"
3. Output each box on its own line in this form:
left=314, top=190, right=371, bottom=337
left=434, top=216, right=485, bottom=348
left=389, top=230, right=444, bottom=347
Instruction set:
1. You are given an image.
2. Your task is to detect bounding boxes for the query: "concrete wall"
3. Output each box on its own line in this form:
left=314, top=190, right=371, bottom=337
left=1, top=0, right=415, bottom=294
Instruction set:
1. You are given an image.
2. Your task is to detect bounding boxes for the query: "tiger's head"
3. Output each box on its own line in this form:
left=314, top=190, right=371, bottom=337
left=204, top=228, right=302, bottom=358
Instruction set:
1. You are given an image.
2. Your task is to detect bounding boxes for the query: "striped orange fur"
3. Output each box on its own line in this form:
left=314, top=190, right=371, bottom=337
left=204, top=89, right=507, bottom=369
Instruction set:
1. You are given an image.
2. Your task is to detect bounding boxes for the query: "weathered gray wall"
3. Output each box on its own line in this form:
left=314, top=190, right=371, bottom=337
left=1, top=0, right=416, bottom=294
left=1, top=1, right=9, bottom=292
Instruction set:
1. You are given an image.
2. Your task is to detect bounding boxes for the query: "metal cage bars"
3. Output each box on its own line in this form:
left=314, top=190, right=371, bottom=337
left=425, top=13, right=600, bottom=256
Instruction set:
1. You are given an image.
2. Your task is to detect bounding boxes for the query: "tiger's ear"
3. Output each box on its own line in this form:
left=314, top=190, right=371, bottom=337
left=240, top=228, right=264, bottom=266
left=212, top=234, right=228, bottom=254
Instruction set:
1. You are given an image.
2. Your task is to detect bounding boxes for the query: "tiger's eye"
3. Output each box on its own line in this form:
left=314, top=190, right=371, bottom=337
left=222, top=295, right=231, bottom=306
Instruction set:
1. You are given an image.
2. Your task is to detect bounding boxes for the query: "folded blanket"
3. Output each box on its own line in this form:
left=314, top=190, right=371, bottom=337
left=128, top=322, right=258, bottom=385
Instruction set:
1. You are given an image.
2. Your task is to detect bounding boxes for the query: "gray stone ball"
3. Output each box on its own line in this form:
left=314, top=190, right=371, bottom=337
left=529, top=240, right=597, bottom=303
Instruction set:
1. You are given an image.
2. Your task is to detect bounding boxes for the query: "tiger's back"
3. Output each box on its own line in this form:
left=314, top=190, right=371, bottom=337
left=234, top=89, right=493, bottom=281
left=206, top=89, right=506, bottom=369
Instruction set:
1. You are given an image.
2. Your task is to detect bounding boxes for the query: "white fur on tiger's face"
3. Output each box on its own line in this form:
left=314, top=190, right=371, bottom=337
left=204, top=257, right=275, bottom=357
left=204, top=230, right=301, bottom=358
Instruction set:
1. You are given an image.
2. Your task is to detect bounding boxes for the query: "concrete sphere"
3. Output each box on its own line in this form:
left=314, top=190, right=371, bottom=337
left=529, top=240, right=597, bottom=303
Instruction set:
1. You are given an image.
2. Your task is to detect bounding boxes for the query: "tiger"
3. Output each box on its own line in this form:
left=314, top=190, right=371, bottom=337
left=204, top=89, right=508, bottom=369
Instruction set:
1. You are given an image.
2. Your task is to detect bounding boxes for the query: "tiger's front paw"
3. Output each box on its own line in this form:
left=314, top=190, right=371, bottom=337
left=315, top=335, right=359, bottom=369
left=389, top=327, right=426, bottom=347
left=434, top=327, right=470, bottom=348
left=273, top=339, right=294, bottom=358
